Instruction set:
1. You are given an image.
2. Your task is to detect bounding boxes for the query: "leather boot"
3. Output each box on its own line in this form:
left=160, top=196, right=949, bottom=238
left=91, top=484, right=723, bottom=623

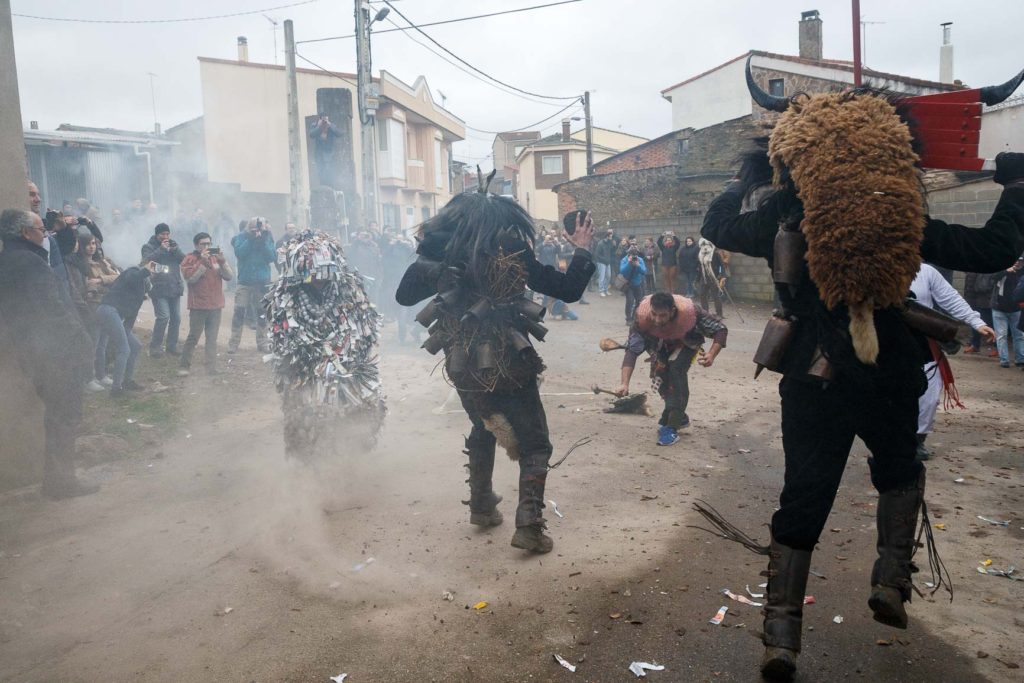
left=760, top=536, right=813, bottom=681
left=869, top=469, right=925, bottom=629
left=465, top=434, right=503, bottom=527
left=914, top=434, right=931, bottom=461
left=510, top=452, right=552, bottom=553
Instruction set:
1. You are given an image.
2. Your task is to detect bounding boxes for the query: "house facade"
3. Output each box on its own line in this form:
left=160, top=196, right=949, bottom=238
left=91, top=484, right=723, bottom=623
left=190, top=54, right=464, bottom=236
left=514, top=121, right=646, bottom=222
left=490, top=131, right=542, bottom=197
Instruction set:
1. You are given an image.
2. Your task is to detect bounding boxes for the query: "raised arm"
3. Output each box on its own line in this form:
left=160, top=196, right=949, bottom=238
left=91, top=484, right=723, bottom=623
left=920, top=185, right=1024, bottom=273
left=701, top=186, right=797, bottom=259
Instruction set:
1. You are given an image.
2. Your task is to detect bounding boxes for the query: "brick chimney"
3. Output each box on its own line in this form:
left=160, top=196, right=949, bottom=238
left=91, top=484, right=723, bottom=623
left=799, top=10, right=822, bottom=61
left=561, top=119, right=571, bottom=142
left=237, top=36, right=249, bottom=63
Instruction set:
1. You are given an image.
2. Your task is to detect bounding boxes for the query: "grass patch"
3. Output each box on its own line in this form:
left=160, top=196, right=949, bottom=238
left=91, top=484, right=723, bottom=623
left=81, top=344, right=185, bottom=460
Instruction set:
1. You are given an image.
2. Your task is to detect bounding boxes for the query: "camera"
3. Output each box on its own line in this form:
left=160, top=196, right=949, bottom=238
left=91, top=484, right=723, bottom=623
left=153, top=264, right=171, bottom=274
left=562, top=209, right=587, bottom=236
left=208, top=247, right=221, bottom=255
left=44, top=209, right=62, bottom=231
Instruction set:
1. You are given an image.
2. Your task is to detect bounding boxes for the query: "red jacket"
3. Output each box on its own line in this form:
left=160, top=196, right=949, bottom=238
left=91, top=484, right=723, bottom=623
left=180, top=252, right=233, bottom=310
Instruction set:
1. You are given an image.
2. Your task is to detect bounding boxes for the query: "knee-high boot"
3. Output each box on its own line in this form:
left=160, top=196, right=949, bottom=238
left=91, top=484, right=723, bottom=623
left=869, top=469, right=925, bottom=628
left=464, top=433, right=502, bottom=527
left=510, top=452, right=552, bottom=553
left=761, top=535, right=813, bottom=681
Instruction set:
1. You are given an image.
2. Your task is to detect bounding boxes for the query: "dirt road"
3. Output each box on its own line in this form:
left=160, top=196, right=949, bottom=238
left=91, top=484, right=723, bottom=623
left=1, top=294, right=1021, bottom=682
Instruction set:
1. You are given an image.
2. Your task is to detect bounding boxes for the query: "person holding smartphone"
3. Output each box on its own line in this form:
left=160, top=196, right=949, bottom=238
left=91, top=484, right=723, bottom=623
left=95, top=261, right=156, bottom=396
left=140, top=223, right=185, bottom=357
left=178, top=232, right=234, bottom=376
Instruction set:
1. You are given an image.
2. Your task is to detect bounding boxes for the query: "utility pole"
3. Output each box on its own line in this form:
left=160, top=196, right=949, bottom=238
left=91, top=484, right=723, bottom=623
left=583, top=91, right=594, bottom=175
left=354, top=0, right=379, bottom=227
left=284, top=19, right=303, bottom=224
left=851, top=0, right=862, bottom=86
left=0, top=0, right=27, bottom=210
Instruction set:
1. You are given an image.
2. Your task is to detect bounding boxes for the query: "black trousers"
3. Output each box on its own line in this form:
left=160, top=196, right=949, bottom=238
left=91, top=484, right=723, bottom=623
left=457, top=378, right=552, bottom=527
left=34, top=375, right=83, bottom=484
left=657, top=346, right=697, bottom=428
left=624, top=283, right=643, bottom=322
left=773, top=376, right=923, bottom=551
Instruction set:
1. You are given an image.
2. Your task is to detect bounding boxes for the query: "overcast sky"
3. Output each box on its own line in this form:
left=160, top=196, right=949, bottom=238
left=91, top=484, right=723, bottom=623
left=11, top=0, right=1024, bottom=166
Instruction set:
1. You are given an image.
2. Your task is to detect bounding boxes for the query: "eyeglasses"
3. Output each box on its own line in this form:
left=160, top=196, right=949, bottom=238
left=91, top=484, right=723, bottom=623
left=198, top=242, right=212, bottom=247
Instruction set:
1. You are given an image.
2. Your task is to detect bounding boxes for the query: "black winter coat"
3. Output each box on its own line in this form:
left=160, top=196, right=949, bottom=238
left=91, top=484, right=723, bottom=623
left=679, top=244, right=700, bottom=274
left=991, top=270, right=1023, bottom=313
left=141, top=235, right=185, bottom=298
left=101, top=267, right=152, bottom=321
left=0, top=236, right=92, bottom=384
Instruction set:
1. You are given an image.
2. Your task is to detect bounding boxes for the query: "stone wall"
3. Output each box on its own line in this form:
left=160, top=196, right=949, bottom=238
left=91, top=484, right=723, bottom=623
left=556, top=167, right=731, bottom=224
left=926, top=178, right=1004, bottom=228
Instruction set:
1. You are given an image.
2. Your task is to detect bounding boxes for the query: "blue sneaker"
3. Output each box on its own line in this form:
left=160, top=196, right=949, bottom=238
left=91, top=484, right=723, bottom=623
left=657, top=425, right=679, bottom=446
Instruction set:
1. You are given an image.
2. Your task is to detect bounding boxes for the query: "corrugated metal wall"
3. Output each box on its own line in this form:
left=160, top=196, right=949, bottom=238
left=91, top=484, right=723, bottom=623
left=26, top=144, right=147, bottom=221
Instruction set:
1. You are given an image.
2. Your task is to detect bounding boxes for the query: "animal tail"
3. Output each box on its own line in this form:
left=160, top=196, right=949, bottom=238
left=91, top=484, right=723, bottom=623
left=848, top=301, right=879, bottom=365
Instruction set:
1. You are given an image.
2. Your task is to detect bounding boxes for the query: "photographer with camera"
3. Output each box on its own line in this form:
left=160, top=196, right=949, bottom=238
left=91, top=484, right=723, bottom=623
left=309, top=112, right=341, bottom=186
left=228, top=217, right=276, bottom=354
left=619, top=246, right=648, bottom=325
left=140, top=223, right=185, bottom=357
left=178, top=233, right=233, bottom=376
left=95, top=261, right=157, bottom=396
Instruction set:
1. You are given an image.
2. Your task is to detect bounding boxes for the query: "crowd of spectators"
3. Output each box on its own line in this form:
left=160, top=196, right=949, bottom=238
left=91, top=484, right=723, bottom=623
left=558, top=217, right=727, bottom=324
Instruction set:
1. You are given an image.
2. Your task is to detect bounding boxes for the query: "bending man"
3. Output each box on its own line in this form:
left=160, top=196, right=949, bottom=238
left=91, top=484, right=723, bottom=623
left=616, top=292, right=726, bottom=446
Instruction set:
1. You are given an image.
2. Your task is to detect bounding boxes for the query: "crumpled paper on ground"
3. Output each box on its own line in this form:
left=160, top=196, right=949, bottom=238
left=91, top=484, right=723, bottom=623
left=629, top=661, right=665, bottom=677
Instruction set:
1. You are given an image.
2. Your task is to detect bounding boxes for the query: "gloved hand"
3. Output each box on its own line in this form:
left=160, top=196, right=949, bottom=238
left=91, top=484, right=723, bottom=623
left=993, top=152, right=1024, bottom=186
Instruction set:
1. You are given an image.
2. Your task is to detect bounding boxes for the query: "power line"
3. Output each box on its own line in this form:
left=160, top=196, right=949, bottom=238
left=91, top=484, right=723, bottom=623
left=13, top=0, right=320, bottom=24
left=379, top=0, right=579, bottom=101
left=294, top=52, right=359, bottom=87
left=375, top=14, right=567, bottom=108
left=297, top=0, right=583, bottom=45
left=464, top=102, right=583, bottom=135
left=298, top=48, right=580, bottom=142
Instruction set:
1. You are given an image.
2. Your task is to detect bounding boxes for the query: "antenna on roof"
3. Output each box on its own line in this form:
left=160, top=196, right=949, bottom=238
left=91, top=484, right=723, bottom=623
left=263, top=14, right=280, bottom=65
left=860, top=18, right=885, bottom=68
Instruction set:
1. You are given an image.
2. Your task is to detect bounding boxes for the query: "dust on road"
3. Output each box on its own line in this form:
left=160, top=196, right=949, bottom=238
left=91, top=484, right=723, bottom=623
left=0, top=295, right=1021, bottom=682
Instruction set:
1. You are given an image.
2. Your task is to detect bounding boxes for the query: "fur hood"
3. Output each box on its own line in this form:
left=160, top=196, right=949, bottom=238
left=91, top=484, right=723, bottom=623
left=769, top=92, right=924, bottom=364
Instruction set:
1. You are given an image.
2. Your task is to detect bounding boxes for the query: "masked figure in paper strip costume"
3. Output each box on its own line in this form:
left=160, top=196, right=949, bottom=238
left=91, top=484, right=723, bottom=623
left=264, top=230, right=384, bottom=460
left=698, top=57, right=1024, bottom=680
left=396, top=178, right=595, bottom=554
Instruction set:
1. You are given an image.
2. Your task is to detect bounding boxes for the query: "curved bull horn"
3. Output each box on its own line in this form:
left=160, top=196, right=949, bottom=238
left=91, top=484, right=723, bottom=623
left=746, top=55, right=790, bottom=112
left=980, top=68, right=1024, bottom=106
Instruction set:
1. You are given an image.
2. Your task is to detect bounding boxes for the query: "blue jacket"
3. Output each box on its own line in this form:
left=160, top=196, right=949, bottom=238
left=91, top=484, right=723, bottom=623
left=619, top=255, right=647, bottom=287
left=231, top=231, right=276, bottom=285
